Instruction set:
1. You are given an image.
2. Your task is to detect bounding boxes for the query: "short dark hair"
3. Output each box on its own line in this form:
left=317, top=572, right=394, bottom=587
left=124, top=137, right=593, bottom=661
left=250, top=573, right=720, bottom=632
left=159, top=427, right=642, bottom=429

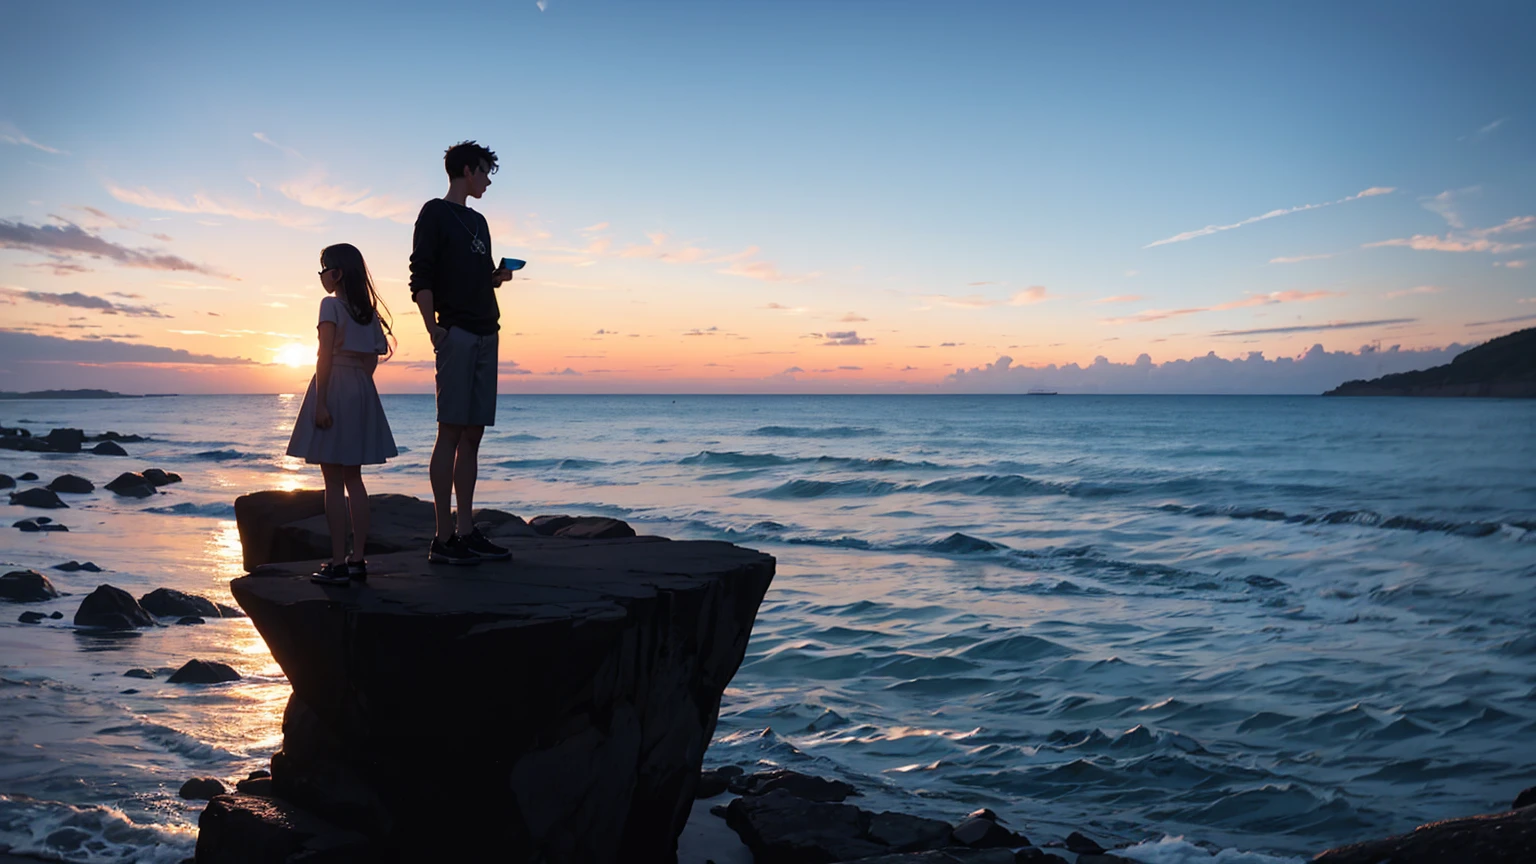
left=444, top=140, right=498, bottom=179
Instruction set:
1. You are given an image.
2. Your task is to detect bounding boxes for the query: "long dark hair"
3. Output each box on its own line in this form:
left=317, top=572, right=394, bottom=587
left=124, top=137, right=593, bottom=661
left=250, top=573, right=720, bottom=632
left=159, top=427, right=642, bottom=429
left=320, top=243, right=394, bottom=358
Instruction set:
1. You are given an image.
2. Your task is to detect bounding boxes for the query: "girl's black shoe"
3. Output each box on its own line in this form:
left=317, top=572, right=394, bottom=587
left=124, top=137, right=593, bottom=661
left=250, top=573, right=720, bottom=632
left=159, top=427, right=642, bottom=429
left=347, top=560, right=368, bottom=581
left=311, top=562, right=350, bottom=585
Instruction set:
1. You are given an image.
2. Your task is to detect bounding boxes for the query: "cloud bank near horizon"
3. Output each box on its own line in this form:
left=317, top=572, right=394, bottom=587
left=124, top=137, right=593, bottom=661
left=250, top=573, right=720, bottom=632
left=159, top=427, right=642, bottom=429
left=943, top=341, right=1473, bottom=395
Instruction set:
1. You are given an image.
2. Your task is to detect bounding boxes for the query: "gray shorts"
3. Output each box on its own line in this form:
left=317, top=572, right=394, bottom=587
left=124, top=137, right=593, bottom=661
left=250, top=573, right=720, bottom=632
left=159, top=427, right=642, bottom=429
left=435, top=326, right=498, bottom=427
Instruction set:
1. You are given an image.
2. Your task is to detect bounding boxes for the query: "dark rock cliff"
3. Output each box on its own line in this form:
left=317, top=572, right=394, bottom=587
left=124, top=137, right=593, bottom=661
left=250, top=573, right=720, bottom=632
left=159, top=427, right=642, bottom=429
left=1324, top=326, right=1536, bottom=397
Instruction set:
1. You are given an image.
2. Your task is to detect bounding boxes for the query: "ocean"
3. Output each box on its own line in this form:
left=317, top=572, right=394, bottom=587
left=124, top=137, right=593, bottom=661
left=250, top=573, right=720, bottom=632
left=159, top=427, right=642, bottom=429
left=1, top=394, right=1533, bottom=862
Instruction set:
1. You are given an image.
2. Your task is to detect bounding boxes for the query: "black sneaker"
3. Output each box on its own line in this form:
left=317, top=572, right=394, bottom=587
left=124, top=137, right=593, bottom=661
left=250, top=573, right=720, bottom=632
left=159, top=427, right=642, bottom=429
left=347, top=560, right=368, bottom=581
left=311, top=562, right=350, bottom=585
left=429, top=535, right=480, bottom=565
left=460, top=529, right=511, bottom=561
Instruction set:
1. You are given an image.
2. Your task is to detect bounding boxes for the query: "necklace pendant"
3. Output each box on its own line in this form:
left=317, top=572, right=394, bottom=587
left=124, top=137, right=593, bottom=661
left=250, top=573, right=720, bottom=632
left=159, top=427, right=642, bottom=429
left=472, top=238, right=487, bottom=255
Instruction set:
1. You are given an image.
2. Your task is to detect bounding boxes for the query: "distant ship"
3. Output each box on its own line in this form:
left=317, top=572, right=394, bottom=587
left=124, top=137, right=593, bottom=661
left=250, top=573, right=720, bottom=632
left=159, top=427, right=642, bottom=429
left=1025, top=389, right=1058, bottom=396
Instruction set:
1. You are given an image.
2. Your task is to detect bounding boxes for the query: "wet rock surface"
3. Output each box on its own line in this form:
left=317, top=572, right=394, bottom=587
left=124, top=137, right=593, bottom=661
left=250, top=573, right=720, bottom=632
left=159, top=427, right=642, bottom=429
left=104, top=472, right=156, bottom=498
left=222, top=490, right=775, bottom=862
left=54, top=560, right=102, bottom=572
left=46, top=474, right=94, bottom=493
left=167, top=659, right=241, bottom=684
left=140, top=587, right=223, bottom=618
left=1312, top=805, right=1536, bottom=863
left=91, top=440, right=128, bottom=456
left=8, top=487, right=67, bottom=508
left=15, top=516, right=67, bottom=532
left=73, top=584, right=157, bottom=629
left=0, top=569, right=61, bottom=602
left=181, top=777, right=228, bottom=800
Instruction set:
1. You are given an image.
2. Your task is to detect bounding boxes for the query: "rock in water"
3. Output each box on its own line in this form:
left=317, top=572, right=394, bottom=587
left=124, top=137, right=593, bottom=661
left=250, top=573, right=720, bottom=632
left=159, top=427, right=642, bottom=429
left=952, top=815, right=1029, bottom=848
left=1516, top=787, right=1536, bottom=810
left=167, top=659, right=242, bottom=684
left=230, top=511, right=775, bottom=862
left=18, top=611, right=46, bottom=624
left=74, top=584, right=157, bottom=629
left=529, top=514, right=577, bottom=535
left=9, top=488, right=68, bottom=508
left=0, top=474, right=14, bottom=489
left=140, top=587, right=222, bottom=618
left=196, top=794, right=371, bottom=862
left=735, top=768, right=859, bottom=802
left=724, top=788, right=887, bottom=863
left=46, top=474, right=95, bottom=494
left=15, top=517, right=68, bottom=532
left=17, top=472, right=38, bottom=481
left=555, top=516, right=636, bottom=539
left=1065, top=831, right=1106, bottom=854
left=91, top=440, right=128, bottom=456
left=0, top=569, right=61, bottom=602
left=180, top=777, right=228, bottom=799
left=124, top=668, right=155, bottom=679
left=104, top=472, right=155, bottom=498
left=141, top=467, right=182, bottom=486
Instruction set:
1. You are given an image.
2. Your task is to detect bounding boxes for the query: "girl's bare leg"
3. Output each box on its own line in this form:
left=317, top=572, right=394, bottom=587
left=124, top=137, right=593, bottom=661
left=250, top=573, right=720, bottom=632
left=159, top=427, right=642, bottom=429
left=343, top=466, right=369, bottom=563
left=321, top=463, right=347, bottom=564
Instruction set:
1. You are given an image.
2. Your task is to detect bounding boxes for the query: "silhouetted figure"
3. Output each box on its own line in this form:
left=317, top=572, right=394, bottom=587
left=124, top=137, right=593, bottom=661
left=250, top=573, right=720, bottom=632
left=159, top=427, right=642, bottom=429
left=409, top=141, right=516, bottom=564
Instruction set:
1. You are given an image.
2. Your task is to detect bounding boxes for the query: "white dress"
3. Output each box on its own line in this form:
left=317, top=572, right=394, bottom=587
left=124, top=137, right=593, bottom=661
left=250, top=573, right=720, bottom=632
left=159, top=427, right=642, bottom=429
left=285, top=296, right=398, bottom=466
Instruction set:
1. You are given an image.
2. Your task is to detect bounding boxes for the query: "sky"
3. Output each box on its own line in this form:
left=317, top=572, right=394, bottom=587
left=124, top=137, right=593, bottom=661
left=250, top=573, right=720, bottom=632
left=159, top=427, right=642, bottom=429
left=1, top=0, right=1533, bottom=394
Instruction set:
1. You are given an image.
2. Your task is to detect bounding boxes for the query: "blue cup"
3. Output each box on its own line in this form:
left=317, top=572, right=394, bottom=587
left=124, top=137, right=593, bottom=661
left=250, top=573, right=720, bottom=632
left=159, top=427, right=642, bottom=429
left=500, top=258, right=526, bottom=272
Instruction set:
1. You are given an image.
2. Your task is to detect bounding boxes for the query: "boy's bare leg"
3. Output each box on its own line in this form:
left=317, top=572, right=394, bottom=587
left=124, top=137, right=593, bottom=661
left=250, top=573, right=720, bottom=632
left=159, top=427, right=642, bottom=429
left=453, top=425, right=484, bottom=536
left=430, top=423, right=466, bottom=540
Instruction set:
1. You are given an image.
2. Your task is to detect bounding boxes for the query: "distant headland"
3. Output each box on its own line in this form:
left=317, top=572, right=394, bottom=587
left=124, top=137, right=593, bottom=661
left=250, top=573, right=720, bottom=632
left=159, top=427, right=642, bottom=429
left=1324, top=327, right=1536, bottom=398
left=0, top=389, right=176, bottom=400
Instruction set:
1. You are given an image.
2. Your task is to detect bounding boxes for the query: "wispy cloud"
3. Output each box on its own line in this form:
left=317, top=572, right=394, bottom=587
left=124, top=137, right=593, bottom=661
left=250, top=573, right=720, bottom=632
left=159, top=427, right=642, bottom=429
left=252, top=132, right=306, bottom=160
left=1146, top=187, right=1394, bottom=248
left=1496, top=260, right=1528, bottom=269
left=840, top=312, right=868, bottom=322
left=278, top=176, right=416, bottom=223
left=1466, top=313, right=1536, bottom=327
left=1210, top=318, right=1416, bottom=337
left=764, top=302, right=808, bottom=314
left=0, top=329, right=249, bottom=365
left=1365, top=215, right=1534, bottom=254
left=1101, top=290, right=1336, bottom=325
left=0, top=218, right=229, bottom=277
left=1, top=287, right=170, bottom=318
left=924, top=286, right=1051, bottom=309
left=1269, top=253, right=1335, bottom=265
left=1461, top=117, right=1508, bottom=141
left=1382, top=285, right=1441, bottom=299
left=0, top=121, right=64, bottom=154
left=108, top=184, right=324, bottom=230
left=1093, top=294, right=1144, bottom=305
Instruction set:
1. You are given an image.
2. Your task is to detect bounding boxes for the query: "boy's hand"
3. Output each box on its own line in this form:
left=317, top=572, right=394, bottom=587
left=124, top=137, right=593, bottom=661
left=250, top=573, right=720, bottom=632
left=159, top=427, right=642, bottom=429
left=315, top=404, right=333, bottom=429
left=428, top=324, right=447, bottom=347
left=492, top=267, right=512, bottom=287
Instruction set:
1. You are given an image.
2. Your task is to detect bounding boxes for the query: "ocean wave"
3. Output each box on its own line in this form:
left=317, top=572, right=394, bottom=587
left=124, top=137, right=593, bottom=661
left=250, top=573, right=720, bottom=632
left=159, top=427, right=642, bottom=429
left=495, top=457, right=605, bottom=470
left=750, top=425, right=886, bottom=438
left=185, top=448, right=256, bottom=461
left=680, top=450, right=946, bottom=472
left=141, top=501, right=236, bottom=517
left=740, top=472, right=1127, bottom=501
left=0, top=795, right=195, bottom=864
left=1159, top=503, right=1517, bottom=539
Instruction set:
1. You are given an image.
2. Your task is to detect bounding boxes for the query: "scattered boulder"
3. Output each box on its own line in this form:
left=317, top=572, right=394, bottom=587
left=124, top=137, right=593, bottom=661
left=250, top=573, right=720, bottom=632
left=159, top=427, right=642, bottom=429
left=104, top=472, right=156, bottom=498
left=529, top=514, right=577, bottom=535
left=87, top=431, right=146, bottom=443
left=195, top=794, right=372, bottom=864
left=1065, top=831, right=1106, bottom=855
left=43, top=428, right=84, bottom=452
left=74, top=584, right=157, bottom=629
left=91, top=440, right=128, bottom=456
left=46, top=474, right=94, bottom=493
left=556, top=516, right=637, bottom=540
left=178, top=615, right=206, bottom=625
left=141, top=468, right=182, bottom=486
left=951, top=815, right=1028, bottom=849
left=236, top=776, right=274, bottom=796
left=248, top=769, right=271, bottom=780
left=697, top=765, right=743, bottom=798
left=54, top=560, right=102, bottom=572
left=216, top=602, right=246, bottom=618
left=140, top=587, right=222, bottom=618
left=734, top=768, right=860, bottom=802
left=0, top=474, right=13, bottom=489
left=181, top=777, right=228, bottom=800
left=867, top=810, right=955, bottom=851
left=0, top=569, right=61, bottom=602
left=529, top=514, right=638, bottom=539
left=167, top=659, right=241, bottom=684
left=9, top=487, right=68, bottom=508
left=124, top=668, right=156, bottom=679
left=18, top=471, right=38, bottom=480
left=725, top=788, right=887, bottom=864
left=15, top=516, right=68, bottom=532
left=18, top=610, right=45, bottom=624
left=50, top=611, right=61, bottom=619
left=1517, top=787, right=1536, bottom=810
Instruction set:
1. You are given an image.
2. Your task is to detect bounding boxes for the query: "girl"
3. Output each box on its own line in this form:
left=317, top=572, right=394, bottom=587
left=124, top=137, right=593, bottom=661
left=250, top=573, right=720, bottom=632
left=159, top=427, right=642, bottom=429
left=286, top=243, right=398, bottom=585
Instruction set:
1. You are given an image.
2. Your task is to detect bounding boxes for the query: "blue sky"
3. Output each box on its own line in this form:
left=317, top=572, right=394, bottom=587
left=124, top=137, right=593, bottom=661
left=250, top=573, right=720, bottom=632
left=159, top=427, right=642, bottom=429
left=1, top=0, right=1532, bottom=392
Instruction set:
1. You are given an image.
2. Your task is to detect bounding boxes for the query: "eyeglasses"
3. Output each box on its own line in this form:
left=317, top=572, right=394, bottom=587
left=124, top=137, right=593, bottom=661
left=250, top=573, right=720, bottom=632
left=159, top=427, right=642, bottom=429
left=317, top=267, right=335, bottom=277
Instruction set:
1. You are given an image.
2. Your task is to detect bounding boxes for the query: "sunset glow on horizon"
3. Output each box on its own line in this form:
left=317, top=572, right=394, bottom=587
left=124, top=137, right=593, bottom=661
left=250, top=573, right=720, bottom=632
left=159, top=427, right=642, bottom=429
left=2, top=2, right=1532, bottom=394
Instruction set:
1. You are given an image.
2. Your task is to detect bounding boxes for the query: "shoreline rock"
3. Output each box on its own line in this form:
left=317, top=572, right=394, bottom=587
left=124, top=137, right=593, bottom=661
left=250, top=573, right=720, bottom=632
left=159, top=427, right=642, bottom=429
left=209, top=490, right=776, bottom=861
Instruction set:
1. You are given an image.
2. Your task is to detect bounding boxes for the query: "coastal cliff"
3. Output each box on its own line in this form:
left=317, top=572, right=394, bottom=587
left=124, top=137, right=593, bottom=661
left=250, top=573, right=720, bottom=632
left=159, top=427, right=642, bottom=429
left=1323, top=326, right=1536, bottom=397
left=203, top=491, right=775, bottom=862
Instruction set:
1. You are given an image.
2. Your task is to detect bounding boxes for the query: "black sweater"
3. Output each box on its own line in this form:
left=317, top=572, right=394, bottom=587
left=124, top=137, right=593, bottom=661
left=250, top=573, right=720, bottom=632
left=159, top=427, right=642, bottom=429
left=408, top=199, right=499, bottom=335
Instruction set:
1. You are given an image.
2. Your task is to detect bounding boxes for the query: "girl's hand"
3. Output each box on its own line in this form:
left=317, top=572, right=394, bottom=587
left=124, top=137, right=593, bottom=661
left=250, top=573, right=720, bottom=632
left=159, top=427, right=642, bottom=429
left=492, top=267, right=512, bottom=287
left=315, top=404, right=333, bottom=429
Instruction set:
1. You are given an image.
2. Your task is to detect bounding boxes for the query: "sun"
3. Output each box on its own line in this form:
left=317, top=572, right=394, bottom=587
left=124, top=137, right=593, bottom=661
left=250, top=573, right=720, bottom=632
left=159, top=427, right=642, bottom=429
left=273, top=343, right=313, bottom=368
